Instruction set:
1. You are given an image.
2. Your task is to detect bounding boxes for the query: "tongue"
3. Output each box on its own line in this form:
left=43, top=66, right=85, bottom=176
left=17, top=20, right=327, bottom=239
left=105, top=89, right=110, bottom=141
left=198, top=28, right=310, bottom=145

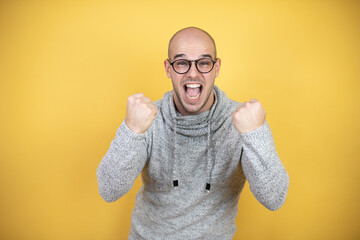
left=186, top=87, right=200, bottom=97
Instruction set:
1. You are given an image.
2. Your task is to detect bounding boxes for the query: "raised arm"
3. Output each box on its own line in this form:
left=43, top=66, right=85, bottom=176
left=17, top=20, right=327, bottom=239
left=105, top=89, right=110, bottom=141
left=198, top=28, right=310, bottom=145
left=240, top=121, right=289, bottom=210
left=232, top=99, right=289, bottom=210
left=96, top=93, right=158, bottom=202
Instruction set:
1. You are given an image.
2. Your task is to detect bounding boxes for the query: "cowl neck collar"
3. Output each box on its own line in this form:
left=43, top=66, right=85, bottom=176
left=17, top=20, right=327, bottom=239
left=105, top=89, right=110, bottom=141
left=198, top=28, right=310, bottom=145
left=160, top=85, right=231, bottom=136
left=158, top=85, right=237, bottom=191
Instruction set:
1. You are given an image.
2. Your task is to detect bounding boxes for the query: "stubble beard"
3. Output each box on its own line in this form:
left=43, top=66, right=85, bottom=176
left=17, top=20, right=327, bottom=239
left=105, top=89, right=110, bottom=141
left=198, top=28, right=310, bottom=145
left=173, top=83, right=214, bottom=116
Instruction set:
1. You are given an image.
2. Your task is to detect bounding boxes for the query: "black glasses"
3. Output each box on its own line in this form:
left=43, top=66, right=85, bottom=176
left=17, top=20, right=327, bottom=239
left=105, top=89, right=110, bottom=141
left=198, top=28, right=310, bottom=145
left=168, top=58, right=217, bottom=74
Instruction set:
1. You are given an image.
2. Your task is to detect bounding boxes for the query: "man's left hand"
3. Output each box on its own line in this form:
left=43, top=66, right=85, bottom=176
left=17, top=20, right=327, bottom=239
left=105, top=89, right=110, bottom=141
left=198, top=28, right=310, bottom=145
left=232, top=99, right=266, bottom=134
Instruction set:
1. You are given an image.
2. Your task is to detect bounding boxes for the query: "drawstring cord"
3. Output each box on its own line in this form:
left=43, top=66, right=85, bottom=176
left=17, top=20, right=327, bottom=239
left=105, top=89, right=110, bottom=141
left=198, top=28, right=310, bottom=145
left=206, top=120, right=213, bottom=191
left=173, top=120, right=178, bottom=187
left=172, top=118, right=213, bottom=191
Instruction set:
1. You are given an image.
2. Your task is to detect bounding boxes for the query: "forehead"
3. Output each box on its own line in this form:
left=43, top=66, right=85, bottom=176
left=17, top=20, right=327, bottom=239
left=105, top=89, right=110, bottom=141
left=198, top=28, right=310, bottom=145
left=169, top=32, right=215, bottom=60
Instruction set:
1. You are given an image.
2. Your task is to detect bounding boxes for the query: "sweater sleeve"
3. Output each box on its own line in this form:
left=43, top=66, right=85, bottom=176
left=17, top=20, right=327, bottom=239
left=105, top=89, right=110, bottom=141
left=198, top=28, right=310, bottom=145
left=239, top=120, right=289, bottom=211
left=96, top=121, right=149, bottom=202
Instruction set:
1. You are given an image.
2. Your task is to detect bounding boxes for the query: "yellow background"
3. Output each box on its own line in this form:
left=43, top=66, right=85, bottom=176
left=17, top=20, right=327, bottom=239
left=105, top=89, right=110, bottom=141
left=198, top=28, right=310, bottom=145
left=1, top=0, right=359, bottom=239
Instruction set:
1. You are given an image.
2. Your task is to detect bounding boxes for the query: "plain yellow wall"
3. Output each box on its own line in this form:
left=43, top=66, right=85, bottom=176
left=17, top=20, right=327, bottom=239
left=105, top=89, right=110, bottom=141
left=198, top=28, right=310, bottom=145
left=1, top=0, right=359, bottom=239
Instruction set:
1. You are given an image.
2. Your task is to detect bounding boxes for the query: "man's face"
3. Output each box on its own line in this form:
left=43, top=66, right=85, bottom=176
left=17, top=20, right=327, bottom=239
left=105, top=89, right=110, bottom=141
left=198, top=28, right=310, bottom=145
left=164, top=31, right=221, bottom=116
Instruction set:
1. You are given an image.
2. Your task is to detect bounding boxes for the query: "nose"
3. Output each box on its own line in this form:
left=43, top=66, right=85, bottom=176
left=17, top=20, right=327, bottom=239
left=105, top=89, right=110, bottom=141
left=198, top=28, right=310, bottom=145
left=186, top=62, right=202, bottom=79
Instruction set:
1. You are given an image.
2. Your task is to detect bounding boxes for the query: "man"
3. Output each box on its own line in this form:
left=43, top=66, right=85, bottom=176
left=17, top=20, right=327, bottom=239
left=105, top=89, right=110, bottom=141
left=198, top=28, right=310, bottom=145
left=97, top=27, right=289, bottom=240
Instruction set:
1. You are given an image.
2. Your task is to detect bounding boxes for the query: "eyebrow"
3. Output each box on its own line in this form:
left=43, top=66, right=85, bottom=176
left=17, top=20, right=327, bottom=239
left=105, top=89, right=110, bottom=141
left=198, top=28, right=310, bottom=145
left=200, top=54, right=213, bottom=59
left=173, top=53, right=214, bottom=60
left=173, top=54, right=186, bottom=60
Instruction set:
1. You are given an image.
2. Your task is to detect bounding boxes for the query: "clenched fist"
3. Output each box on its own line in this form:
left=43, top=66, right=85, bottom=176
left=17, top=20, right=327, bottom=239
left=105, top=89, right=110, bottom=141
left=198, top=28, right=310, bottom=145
left=232, top=99, right=266, bottom=134
left=125, top=93, right=158, bottom=134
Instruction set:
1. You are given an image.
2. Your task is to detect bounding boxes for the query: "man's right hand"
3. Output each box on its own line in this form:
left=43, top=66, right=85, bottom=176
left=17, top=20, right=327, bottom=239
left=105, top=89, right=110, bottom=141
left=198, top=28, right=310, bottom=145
left=125, top=93, right=158, bottom=134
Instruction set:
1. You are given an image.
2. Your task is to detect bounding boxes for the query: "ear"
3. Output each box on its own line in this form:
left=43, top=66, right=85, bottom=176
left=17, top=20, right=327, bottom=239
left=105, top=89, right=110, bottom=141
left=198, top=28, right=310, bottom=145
left=164, top=59, right=172, bottom=79
left=215, top=58, right=221, bottom=78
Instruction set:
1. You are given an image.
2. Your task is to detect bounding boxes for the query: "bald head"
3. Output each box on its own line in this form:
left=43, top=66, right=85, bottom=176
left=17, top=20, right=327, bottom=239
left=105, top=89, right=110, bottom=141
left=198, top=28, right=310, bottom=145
left=168, top=27, right=217, bottom=60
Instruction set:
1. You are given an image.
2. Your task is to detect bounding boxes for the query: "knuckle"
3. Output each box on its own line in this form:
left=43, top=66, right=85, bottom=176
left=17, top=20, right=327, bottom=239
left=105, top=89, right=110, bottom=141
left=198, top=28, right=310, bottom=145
left=146, top=107, right=152, bottom=114
left=238, top=107, right=245, bottom=113
left=233, top=111, right=240, bottom=118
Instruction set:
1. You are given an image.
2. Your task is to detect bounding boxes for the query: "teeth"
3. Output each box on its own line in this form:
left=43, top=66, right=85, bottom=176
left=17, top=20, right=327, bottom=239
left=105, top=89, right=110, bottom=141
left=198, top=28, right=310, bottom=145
left=185, top=83, right=201, bottom=88
left=185, top=83, right=201, bottom=100
left=186, top=92, right=200, bottom=99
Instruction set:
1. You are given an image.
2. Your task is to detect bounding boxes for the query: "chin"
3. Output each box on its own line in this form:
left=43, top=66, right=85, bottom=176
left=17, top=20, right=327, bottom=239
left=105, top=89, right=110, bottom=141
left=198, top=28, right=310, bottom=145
left=180, top=100, right=207, bottom=115
left=173, top=83, right=213, bottom=115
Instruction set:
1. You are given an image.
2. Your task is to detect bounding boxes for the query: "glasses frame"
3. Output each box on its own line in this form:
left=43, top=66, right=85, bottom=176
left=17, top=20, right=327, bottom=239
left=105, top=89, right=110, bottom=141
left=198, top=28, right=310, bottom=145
left=168, top=57, right=217, bottom=74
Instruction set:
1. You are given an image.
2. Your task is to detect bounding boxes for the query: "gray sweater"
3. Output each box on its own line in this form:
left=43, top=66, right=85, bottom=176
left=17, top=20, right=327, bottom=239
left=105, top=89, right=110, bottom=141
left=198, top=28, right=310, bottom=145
left=97, top=86, right=289, bottom=240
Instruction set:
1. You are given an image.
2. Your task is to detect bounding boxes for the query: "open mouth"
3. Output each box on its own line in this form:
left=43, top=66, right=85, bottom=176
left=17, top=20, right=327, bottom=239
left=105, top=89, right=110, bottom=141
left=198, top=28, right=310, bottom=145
left=184, top=83, right=202, bottom=101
